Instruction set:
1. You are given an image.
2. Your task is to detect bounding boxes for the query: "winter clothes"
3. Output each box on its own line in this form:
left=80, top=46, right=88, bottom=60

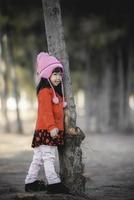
left=25, top=145, right=61, bottom=185
left=36, top=88, right=64, bottom=131
left=32, top=87, right=64, bottom=147
left=25, top=52, right=68, bottom=193
left=37, top=52, right=63, bottom=79
left=36, top=52, right=67, bottom=108
left=25, top=180, right=46, bottom=192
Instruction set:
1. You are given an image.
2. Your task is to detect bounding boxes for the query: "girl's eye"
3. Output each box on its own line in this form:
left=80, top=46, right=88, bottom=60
left=53, top=73, right=62, bottom=76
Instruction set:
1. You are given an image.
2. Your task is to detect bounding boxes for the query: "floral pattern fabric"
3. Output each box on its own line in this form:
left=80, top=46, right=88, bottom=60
left=32, top=129, right=64, bottom=148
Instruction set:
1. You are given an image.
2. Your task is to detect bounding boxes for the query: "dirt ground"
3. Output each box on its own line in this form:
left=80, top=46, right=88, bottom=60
left=0, top=123, right=134, bottom=199
left=82, top=132, right=134, bottom=200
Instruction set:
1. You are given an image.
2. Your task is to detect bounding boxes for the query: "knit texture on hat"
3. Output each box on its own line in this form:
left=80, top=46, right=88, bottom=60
left=37, top=52, right=63, bottom=79
left=36, top=52, right=67, bottom=108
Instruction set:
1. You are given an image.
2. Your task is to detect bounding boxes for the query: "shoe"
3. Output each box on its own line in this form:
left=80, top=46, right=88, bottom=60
left=47, top=182, right=69, bottom=194
left=25, top=180, right=46, bottom=192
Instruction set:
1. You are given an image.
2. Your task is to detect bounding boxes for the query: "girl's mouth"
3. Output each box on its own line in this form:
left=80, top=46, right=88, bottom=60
left=55, top=81, right=60, bottom=84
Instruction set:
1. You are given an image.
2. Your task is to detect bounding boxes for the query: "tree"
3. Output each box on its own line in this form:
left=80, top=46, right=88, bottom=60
left=1, top=34, right=10, bottom=133
left=42, top=0, right=85, bottom=193
left=8, top=32, right=23, bottom=134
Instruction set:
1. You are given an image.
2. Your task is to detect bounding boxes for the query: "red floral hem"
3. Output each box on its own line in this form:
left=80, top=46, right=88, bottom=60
left=31, top=129, right=64, bottom=148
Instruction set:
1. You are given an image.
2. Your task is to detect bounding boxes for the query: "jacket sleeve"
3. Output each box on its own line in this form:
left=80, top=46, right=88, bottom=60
left=38, top=88, right=56, bottom=132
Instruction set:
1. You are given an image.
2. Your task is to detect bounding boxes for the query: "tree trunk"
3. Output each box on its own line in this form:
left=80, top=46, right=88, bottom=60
left=8, top=32, right=23, bottom=134
left=109, top=49, right=120, bottom=130
left=28, top=36, right=38, bottom=86
left=128, top=47, right=134, bottom=129
left=4, top=33, right=23, bottom=134
left=1, top=34, right=10, bottom=133
left=109, top=45, right=131, bottom=132
left=118, top=49, right=125, bottom=130
left=42, top=0, right=85, bottom=193
left=85, top=50, right=97, bottom=132
left=121, top=42, right=130, bottom=130
left=99, top=51, right=111, bottom=132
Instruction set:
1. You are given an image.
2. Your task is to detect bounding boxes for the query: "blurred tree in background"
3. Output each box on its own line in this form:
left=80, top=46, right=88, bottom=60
left=0, top=0, right=134, bottom=133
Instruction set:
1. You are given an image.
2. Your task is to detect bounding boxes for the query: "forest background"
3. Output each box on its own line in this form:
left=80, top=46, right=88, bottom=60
left=0, top=0, right=134, bottom=134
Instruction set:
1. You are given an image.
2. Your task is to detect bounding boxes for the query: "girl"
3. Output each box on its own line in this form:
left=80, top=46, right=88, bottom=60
left=25, top=52, right=69, bottom=194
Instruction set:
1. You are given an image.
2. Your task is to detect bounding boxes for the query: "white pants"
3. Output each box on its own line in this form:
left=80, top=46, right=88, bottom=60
left=25, top=145, right=61, bottom=185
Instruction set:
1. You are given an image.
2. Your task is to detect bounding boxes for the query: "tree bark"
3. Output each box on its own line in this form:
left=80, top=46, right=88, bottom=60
left=42, top=0, right=85, bottom=193
left=109, top=49, right=120, bottom=130
left=120, top=42, right=130, bottom=130
left=99, top=51, right=111, bottom=132
left=84, top=50, right=97, bottom=132
left=3, top=33, right=23, bottom=134
left=1, top=34, right=10, bottom=133
left=8, top=32, right=23, bottom=134
left=128, top=47, right=134, bottom=130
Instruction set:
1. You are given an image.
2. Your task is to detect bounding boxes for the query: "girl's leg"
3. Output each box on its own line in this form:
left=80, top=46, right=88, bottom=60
left=40, top=145, right=61, bottom=185
left=25, top=147, right=43, bottom=184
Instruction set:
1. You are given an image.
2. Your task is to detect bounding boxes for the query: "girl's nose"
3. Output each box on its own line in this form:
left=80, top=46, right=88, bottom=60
left=57, top=75, right=61, bottom=80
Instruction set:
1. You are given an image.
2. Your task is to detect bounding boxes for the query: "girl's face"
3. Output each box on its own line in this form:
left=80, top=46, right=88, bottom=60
left=50, top=71, right=62, bottom=86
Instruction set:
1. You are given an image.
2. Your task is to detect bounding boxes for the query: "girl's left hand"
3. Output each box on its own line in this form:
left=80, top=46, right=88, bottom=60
left=50, top=128, right=59, bottom=138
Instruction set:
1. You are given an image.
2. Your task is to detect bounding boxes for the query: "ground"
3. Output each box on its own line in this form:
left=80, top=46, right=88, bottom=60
left=82, top=132, right=134, bottom=200
left=0, top=128, right=134, bottom=200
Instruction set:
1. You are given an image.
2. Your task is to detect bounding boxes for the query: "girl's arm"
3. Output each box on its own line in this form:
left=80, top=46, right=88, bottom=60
left=38, top=88, right=56, bottom=132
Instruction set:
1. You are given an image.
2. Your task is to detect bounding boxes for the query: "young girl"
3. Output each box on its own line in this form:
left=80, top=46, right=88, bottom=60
left=25, top=52, right=69, bottom=194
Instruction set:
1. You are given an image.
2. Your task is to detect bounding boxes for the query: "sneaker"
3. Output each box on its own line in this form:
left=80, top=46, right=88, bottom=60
left=47, top=182, right=69, bottom=194
left=25, top=180, right=46, bottom=192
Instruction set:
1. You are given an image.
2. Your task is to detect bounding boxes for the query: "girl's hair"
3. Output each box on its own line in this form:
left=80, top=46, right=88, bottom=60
left=36, top=67, right=63, bottom=96
left=52, top=67, right=63, bottom=73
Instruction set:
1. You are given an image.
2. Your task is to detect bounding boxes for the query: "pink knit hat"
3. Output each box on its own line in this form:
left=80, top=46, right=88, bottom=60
left=37, top=52, right=63, bottom=79
left=36, top=52, right=67, bottom=108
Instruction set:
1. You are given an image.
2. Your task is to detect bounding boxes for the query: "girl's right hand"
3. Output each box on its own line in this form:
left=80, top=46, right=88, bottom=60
left=50, top=128, right=59, bottom=138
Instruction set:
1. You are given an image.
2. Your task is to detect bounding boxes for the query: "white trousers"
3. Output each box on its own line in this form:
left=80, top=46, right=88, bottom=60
left=25, top=145, right=61, bottom=185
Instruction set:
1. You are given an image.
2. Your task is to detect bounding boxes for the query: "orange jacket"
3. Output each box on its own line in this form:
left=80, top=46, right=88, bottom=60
left=35, top=88, right=64, bottom=132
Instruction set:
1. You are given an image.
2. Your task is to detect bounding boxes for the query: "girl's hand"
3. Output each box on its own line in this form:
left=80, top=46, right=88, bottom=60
left=50, top=128, right=59, bottom=138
